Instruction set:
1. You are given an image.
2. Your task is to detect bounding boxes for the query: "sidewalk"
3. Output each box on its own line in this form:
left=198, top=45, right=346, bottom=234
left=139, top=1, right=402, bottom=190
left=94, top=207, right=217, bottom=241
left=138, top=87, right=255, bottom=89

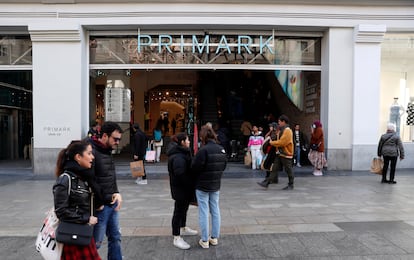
left=1, top=160, right=414, bottom=259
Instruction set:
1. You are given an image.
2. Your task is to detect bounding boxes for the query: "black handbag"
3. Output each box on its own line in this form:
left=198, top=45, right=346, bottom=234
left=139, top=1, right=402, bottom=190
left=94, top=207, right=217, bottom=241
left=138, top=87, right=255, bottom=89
left=56, top=221, right=93, bottom=246
left=310, top=142, right=321, bottom=151
left=56, top=173, right=94, bottom=246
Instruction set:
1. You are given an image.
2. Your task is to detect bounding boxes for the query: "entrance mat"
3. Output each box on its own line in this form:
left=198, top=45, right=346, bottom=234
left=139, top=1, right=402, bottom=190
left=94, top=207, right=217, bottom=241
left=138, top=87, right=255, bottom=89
left=334, top=221, right=414, bottom=232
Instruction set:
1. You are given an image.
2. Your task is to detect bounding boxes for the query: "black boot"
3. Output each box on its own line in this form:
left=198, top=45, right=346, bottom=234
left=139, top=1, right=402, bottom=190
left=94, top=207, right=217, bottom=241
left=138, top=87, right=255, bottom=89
left=257, top=180, right=269, bottom=188
left=283, top=183, right=294, bottom=190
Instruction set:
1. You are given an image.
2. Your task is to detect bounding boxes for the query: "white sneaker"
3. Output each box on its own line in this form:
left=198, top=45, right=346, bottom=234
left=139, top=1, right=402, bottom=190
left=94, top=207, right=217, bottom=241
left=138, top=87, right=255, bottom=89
left=135, top=177, right=142, bottom=184
left=209, top=237, right=218, bottom=246
left=313, top=170, right=323, bottom=176
left=297, top=163, right=302, bottom=167
left=137, top=179, right=148, bottom=185
left=180, top=226, right=198, bottom=236
left=173, top=236, right=190, bottom=250
left=199, top=239, right=209, bottom=249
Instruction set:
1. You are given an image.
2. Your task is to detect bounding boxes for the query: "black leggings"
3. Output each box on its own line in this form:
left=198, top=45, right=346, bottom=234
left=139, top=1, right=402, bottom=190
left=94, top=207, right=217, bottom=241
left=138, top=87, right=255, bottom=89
left=172, top=200, right=190, bottom=236
left=382, top=156, right=398, bottom=181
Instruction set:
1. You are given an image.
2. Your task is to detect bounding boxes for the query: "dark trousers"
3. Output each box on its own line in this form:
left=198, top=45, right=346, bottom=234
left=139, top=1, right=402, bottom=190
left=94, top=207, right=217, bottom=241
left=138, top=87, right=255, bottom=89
left=172, top=200, right=190, bottom=236
left=267, top=156, right=294, bottom=185
left=382, top=156, right=398, bottom=181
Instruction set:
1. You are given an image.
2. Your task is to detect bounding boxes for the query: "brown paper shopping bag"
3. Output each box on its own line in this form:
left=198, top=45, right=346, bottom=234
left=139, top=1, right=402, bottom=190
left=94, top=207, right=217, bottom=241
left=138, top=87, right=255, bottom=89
left=130, top=160, right=145, bottom=177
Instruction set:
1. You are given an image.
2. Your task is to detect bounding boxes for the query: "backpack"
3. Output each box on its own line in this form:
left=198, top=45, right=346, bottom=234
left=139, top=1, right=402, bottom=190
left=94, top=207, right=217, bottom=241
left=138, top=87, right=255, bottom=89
left=154, top=130, right=162, bottom=142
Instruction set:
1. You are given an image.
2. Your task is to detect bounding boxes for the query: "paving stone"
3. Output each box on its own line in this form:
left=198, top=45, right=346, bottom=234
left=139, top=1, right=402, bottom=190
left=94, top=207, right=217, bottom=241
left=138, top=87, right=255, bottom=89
left=2, top=162, right=414, bottom=259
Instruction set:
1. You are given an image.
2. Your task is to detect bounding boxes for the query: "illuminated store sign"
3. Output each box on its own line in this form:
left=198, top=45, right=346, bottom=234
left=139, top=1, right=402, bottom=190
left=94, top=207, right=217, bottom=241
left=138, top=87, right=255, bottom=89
left=137, top=34, right=275, bottom=55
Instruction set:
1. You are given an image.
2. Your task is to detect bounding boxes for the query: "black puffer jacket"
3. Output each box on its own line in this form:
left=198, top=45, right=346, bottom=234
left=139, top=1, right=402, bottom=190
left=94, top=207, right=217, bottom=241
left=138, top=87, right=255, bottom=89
left=53, top=161, right=91, bottom=224
left=192, top=140, right=227, bottom=192
left=89, top=137, right=119, bottom=206
left=167, top=142, right=195, bottom=201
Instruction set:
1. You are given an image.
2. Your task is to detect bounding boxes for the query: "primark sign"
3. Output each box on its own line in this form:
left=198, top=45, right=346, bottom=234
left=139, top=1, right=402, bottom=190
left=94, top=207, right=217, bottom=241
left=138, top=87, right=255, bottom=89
left=137, top=33, right=275, bottom=55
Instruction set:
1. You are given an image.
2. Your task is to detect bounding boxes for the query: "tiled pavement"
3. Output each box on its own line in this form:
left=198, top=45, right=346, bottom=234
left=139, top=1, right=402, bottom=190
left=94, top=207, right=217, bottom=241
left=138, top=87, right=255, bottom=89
left=1, top=159, right=414, bottom=259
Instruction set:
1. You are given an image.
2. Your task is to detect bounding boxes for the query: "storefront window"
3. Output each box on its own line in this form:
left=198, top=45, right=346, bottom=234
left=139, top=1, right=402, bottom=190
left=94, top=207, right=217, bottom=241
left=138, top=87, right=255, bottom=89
left=90, top=34, right=321, bottom=66
left=0, top=36, right=32, bottom=65
left=381, top=33, right=414, bottom=142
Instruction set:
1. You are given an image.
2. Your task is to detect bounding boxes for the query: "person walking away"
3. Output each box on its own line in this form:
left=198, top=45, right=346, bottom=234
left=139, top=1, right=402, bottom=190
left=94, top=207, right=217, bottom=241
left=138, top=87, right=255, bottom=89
left=192, top=126, right=227, bottom=249
left=171, top=118, right=177, bottom=135
left=308, top=120, right=327, bottom=176
left=167, top=133, right=198, bottom=250
left=153, top=121, right=164, bottom=162
left=257, top=115, right=294, bottom=190
left=89, top=121, right=123, bottom=260
left=133, top=123, right=148, bottom=185
left=240, top=119, right=252, bottom=148
left=53, top=140, right=101, bottom=260
left=248, top=126, right=264, bottom=170
left=377, top=123, right=405, bottom=184
left=293, top=124, right=307, bottom=167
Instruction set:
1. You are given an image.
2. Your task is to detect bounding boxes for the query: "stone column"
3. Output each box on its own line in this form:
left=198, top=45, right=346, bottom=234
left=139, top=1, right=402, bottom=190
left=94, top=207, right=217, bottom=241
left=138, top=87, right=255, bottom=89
left=352, top=24, right=386, bottom=170
left=29, top=23, right=88, bottom=174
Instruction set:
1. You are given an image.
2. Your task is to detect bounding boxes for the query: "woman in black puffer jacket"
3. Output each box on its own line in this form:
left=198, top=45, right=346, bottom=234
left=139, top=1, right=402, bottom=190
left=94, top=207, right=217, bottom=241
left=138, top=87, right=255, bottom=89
left=167, top=133, right=198, bottom=250
left=53, top=140, right=101, bottom=260
left=192, top=125, right=227, bottom=249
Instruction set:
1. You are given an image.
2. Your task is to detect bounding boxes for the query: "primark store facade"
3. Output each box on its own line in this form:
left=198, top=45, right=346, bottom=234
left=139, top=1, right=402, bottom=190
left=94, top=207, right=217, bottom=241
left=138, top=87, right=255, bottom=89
left=0, top=0, right=413, bottom=174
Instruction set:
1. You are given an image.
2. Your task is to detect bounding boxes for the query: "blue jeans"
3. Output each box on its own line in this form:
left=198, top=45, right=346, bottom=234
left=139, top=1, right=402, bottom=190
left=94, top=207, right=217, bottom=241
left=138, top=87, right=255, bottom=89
left=196, top=189, right=220, bottom=242
left=94, top=202, right=122, bottom=260
left=295, top=145, right=301, bottom=165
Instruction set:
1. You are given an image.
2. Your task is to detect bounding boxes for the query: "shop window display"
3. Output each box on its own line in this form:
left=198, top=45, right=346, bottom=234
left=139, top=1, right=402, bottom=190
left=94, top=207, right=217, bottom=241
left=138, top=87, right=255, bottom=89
left=381, top=33, right=414, bottom=142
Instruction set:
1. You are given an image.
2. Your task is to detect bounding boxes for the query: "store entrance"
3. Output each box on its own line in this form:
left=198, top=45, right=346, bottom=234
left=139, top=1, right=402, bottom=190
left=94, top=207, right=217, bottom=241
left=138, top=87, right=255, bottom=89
left=90, top=69, right=321, bottom=158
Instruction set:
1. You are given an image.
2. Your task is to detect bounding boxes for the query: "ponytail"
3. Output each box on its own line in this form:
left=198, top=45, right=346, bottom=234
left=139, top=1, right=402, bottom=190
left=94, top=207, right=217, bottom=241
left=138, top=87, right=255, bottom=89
left=55, top=148, right=67, bottom=177
left=54, top=140, right=91, bottom=177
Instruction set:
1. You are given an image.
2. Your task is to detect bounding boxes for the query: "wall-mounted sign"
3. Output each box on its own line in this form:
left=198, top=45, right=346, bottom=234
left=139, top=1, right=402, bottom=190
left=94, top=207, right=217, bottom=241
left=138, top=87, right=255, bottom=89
left=138, top=34, right=275, bottom=55
left=42, top=126, right=71, bottom=137
left=105, top=88, right=131, bottom=122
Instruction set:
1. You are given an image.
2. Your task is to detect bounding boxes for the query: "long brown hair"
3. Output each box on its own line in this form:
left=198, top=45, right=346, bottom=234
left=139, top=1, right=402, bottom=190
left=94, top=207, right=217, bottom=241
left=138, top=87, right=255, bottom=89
left=55, top=140, right=91, bottom=177
left=199, top=125, right=217, bottom=145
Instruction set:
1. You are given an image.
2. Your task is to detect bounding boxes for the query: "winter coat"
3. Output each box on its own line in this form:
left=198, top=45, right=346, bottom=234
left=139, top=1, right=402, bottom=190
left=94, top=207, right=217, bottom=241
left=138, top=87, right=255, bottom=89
left=192, top=140, right=227, bottom=192
left=89, top=137, right=119, bottom=206
left=270, top=126, right=294, bottom=159
left=133, top=128, right=148, bottom=159
left=377, top=131, right=405, bottom=158
left=293, top=130, right=307, bottom=149
left=167, top=142, right=195, bottom=201
left=310, top=127, right=325, bottom=152
left=53, top=161, right=92, bottom=224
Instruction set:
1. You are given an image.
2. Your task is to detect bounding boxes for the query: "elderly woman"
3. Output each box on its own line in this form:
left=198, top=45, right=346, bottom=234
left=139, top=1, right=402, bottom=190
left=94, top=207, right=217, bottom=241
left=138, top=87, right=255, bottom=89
left=377, top=123, right=405, bottom=184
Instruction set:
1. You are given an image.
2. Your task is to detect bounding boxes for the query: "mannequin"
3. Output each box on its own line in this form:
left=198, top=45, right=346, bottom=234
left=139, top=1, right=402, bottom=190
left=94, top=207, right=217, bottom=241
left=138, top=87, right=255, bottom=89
left=389, top=97, right=404, bottom=136
left=406, top=96, right=414, bottom=141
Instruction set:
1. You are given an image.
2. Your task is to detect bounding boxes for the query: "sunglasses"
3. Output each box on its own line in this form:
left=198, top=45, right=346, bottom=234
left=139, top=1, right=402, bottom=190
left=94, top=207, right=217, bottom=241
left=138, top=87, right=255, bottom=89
left=111, top=136, right=121, bottom=142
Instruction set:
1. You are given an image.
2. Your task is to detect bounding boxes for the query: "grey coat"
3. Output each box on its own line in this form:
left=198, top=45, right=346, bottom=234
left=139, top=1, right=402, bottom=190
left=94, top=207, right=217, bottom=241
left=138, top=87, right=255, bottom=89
left=377, top=132, right=405, bottom=158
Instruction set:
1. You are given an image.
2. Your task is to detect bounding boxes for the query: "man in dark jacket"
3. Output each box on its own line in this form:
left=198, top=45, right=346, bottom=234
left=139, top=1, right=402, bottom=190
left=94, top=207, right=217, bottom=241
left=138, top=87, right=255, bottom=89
left=133, top=123, right=148, bottom=185
left=89, top=121, right=123, bottom=260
